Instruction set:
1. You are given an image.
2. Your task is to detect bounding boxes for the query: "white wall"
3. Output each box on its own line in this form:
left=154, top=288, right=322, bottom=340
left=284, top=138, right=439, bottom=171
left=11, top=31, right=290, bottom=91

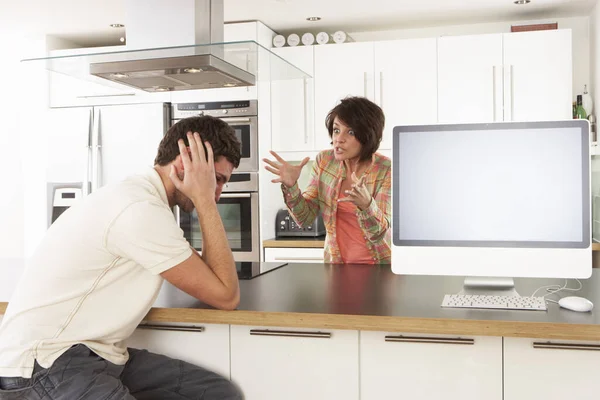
left=0, top=6, right=25, bottom=297
left=0, top=7, right=49, bottom=299
left=350, top=16, right=590, bottom=103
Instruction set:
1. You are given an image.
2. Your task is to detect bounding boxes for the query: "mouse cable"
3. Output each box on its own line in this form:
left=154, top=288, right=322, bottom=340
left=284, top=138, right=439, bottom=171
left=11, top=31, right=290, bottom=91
left=529, top=279, right=582, bottom=299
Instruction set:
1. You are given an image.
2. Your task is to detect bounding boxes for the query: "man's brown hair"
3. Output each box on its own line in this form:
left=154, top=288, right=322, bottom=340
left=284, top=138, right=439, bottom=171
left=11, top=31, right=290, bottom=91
left=325, top=96, right=385, bottom=161
left=155, top=115, right=241, bottom=168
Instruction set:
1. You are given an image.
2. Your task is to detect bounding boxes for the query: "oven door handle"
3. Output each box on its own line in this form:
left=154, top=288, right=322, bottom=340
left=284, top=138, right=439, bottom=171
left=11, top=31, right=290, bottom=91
left=219, top=193, right=252, bottom=198
left=221, top=117, right=252, bottom=123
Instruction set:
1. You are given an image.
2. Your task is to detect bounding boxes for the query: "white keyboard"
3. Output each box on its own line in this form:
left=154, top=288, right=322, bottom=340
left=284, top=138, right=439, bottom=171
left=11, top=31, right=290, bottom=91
left=441, top=294, right=547, bottom=311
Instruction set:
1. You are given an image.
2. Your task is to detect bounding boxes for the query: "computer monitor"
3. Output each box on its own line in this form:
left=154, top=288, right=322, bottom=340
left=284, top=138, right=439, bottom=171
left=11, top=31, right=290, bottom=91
left=391, top=120, right=591, bottom=293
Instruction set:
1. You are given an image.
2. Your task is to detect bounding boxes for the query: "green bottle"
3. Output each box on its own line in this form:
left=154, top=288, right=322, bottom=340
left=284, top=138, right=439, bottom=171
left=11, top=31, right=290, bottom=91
left=576, top=95, right=587, bottom=119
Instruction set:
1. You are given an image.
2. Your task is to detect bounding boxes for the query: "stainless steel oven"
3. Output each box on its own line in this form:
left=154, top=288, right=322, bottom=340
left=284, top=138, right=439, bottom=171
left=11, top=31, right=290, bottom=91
left=171, top=100, right=258, bottom=172
left=178, top=172, right=260, bottom=262
left=171, top=100, right=260, bottom=261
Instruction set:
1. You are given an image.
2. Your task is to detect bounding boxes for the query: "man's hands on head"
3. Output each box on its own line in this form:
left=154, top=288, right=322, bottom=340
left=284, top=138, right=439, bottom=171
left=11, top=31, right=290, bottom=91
left=169, top=131, right=216, bottom=207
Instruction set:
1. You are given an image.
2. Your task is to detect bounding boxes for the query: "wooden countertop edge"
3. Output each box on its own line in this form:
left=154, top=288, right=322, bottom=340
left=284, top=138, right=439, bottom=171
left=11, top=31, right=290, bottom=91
left=1, top=302, right=597, bottom=340
left=263, top=239, right=325, bottom=248
left=594, top=243, right=600, bottom=251
left=143, top=308, right=600, bottom=341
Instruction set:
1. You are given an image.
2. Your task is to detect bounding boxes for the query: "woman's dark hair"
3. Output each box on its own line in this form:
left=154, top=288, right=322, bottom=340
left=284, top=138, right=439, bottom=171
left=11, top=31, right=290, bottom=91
left=325, top=96, right=385, bottom=161
left=154, top=115, right=241, bottom=168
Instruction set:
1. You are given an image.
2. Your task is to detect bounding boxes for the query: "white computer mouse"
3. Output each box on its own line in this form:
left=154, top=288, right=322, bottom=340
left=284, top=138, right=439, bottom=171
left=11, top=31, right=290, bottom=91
left=558, top=296, right=594, bottom=313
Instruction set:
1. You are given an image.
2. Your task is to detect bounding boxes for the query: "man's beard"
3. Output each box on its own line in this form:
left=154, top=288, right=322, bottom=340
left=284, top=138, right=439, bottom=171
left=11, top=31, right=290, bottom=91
left=175, top=189, right=195, bottom=214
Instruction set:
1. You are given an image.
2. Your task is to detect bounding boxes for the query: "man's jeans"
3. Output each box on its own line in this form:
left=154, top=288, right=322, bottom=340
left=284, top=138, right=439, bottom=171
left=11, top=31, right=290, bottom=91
left=0, top=344, right=242, bottom=399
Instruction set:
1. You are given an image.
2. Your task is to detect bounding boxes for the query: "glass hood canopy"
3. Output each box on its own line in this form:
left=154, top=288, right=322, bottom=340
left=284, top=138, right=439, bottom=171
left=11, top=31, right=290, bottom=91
left=21, top=40, right=312, bottom=92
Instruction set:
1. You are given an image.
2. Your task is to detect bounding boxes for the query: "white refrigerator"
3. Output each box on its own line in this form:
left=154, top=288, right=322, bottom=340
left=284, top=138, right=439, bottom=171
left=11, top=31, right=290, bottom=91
left=23, top=102, right=170, bottom=257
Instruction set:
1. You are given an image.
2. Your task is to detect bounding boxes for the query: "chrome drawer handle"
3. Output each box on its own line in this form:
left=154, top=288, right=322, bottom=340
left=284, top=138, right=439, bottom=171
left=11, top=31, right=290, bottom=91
left=138, top=324, right=204, bottom=333
left=250, top=329, right=331, bottom=339
left=533, top=342, right=600, bottom=351
left=385, top=335, right=474, bottom=345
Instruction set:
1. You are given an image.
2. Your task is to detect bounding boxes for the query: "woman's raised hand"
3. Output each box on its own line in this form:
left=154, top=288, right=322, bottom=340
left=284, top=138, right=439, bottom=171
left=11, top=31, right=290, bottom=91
left=263, top=150, right=309, bottom=188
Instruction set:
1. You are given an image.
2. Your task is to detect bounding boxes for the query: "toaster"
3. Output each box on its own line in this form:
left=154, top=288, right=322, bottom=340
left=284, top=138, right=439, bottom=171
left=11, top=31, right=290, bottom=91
left=275, top=208, right=326, bottom=238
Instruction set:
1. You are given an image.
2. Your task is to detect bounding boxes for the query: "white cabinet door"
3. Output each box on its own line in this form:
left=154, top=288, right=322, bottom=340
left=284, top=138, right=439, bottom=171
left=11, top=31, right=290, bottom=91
left=94, top=103, right=168, bottom=188
left=504, top=337, right=600, bottom=400
left=438, top=34, right=503, bottom=123
left=360, top=331, right=502, bottom=400
left=264, top=247, right=324, bottom=263
left=271, top=47, right=315, bottom=152
left=374, top=38, right=438, bottom=149
left=230, top=325, right=358, bottom=400
left=126, top=323, right=230, bottom=379
left=502, top=29, right=572, bottom=122
left=313, top=43, right=375, bottom=151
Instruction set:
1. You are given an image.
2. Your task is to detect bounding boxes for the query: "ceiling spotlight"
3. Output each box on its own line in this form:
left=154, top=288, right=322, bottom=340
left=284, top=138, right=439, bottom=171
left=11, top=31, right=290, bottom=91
left=514, top=0, right=531, bottom=4
left=306, top=16, right=321, bottom=21
left=154, top=86, right=171, bottom=92
left=223, top=83, right=237, bottom=87
left=184, top=68, right=203, bottom=73
left=110, top=23, right=125, bottom=28
left=119, top=37, right=125, bottom=43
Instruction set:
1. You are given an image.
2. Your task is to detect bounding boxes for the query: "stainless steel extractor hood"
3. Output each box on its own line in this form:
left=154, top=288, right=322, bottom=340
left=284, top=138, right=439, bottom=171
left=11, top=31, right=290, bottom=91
left=90, top=53, right=255, bottom=92
left=89, top=0, right=256, bottom=92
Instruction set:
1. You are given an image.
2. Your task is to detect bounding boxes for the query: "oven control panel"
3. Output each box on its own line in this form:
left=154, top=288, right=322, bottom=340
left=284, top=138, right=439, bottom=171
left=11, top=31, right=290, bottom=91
left=172, top=100, right=258, bottom=119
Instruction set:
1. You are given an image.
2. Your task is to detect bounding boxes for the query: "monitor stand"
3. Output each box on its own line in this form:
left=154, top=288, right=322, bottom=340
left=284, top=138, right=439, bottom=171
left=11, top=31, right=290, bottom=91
left=461, top=276, right=519, bottom=296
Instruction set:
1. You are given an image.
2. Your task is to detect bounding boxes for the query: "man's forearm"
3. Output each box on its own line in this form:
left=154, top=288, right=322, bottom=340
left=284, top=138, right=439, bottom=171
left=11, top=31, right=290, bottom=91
left=193, top=199, right=238, bottom=291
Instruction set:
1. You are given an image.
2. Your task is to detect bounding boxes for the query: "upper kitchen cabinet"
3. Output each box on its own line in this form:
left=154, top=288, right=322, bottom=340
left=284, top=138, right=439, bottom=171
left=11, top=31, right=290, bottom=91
left=310, top=39, right=436, bottom=153
left=271, top=46, right=315, bottom=152
left=374, top=38, right=438, bottom=149
left=438, top=29, right=572, bottom=124
left=314, top=42, right=375, bottom=151
left=502, top=29, right=572, bottom=122
left=438, top=34, right=504, bottom=124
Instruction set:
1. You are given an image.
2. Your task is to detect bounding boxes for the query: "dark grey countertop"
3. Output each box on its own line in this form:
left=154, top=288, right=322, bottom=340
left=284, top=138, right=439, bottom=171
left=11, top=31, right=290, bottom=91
left=148, top=263, right=600, bottom=339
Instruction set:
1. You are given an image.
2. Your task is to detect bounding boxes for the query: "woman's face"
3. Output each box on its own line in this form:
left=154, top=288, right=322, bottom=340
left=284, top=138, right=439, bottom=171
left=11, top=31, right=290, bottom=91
left=332, top=116, right=362, bottom=161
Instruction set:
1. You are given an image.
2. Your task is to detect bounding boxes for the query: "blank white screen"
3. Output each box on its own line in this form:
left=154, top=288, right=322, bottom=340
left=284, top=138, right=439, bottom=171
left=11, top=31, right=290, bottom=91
left=398, top=128, right=583, bottom=243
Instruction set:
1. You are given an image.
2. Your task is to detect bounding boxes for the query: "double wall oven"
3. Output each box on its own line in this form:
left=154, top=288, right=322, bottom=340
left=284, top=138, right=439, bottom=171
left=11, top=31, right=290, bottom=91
left=171, top=100, right=260, bottom=262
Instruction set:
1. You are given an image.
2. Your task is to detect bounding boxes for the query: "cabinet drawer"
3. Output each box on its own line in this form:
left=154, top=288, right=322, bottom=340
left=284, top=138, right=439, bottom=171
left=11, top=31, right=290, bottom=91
left=126, top=323, right=230, bottom=379
left=504, top=337, right=600, bottom=400
left=231, top=325, right=358, bottom=400
left=361, top=331, right=502, bottom=400
left=264, top=247, right=324, bottom=263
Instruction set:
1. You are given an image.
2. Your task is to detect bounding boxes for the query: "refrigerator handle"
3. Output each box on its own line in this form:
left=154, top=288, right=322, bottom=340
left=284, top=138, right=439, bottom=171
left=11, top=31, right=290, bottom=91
left=84, top=109, right=93, bottom=196
left=92, top=108, right=102, bottom=191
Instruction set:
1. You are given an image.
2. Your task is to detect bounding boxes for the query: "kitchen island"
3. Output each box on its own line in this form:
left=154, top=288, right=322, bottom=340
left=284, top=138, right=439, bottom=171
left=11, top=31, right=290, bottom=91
left=1, top=264, right=599, bottom=399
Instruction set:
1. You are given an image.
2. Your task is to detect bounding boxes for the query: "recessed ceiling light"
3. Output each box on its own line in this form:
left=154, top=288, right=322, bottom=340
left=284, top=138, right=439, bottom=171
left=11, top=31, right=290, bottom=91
left=514, top=0, right=531, bottom=4
left=119, top=37, right=125, bottom=43
left=223, top=83, right=237, bottom=87
left=110, top=23, right=125, bottom=28
left=154, top=86, right=171, bottom=92
left=306, top=16, right=321, bottom=21
left=184, top=68, right=203, bottom=73
left=110, top=73, right=128, bottom=79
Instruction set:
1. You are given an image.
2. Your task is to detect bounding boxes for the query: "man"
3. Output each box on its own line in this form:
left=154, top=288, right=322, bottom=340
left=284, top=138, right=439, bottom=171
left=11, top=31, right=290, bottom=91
left=0, top=116, right=243, bottom=399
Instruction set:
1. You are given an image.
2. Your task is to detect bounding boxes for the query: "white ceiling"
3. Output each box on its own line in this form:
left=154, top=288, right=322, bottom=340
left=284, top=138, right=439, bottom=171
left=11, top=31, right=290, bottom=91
left=1, top=0, right=597, bottom=47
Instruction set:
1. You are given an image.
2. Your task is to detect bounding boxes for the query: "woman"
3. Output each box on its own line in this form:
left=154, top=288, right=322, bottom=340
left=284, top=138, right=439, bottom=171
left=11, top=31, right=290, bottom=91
left=263, top=96, right=391, bottom=264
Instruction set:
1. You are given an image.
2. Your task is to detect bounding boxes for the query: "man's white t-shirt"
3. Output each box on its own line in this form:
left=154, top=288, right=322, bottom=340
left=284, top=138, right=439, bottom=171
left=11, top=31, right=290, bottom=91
left=0, top=168, right=192, bottom=378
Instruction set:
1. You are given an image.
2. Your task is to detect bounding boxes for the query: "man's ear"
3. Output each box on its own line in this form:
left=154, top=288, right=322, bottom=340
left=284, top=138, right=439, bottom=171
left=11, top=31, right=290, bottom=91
left=174, top=155, right=184, bottom=172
